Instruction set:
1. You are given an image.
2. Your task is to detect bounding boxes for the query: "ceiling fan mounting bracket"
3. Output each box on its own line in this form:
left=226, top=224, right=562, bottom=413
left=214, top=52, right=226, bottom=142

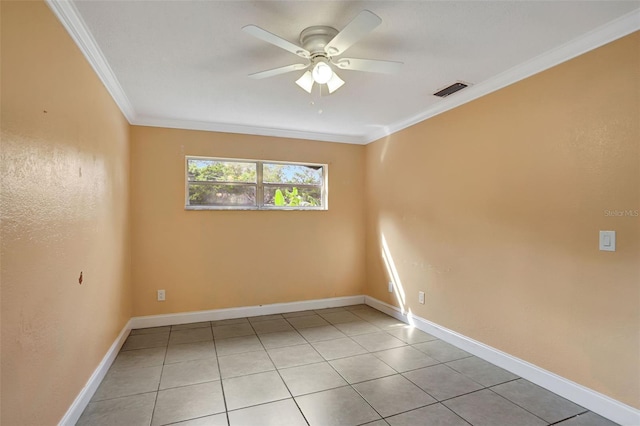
left=299, top=26, right=339, bottom=56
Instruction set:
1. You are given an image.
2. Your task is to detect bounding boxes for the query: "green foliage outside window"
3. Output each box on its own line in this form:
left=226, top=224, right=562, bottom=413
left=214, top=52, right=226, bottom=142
left=273, top=187, right=320, bottom=207
left=188, top=160, right=256, bottom=206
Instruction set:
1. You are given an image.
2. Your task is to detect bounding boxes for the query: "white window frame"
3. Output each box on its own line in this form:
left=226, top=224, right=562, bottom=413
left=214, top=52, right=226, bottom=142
left=185, top=156, right=328, bottom=211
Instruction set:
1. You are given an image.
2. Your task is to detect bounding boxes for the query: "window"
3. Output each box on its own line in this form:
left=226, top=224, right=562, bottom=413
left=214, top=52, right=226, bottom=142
left=186, top=157, right=327, bottom=210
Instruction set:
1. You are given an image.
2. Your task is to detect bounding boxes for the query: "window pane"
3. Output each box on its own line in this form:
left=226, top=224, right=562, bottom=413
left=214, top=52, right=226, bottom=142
left=188, top=184, right=256, bottom=207
left=263, top=185, right=322, bottom=208
left=187, top=159, right=256, bottom=183
left=263, top=163, right=322, bottom=185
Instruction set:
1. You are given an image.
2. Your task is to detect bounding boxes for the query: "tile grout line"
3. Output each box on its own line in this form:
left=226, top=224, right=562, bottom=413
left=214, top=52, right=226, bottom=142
left=484, top=384, right=590, bottom=426
left=290, top=310, right=390, bottom=424
left=438, top=403, right=475, bottom=426
left=252, top=316, right=312, bottom=426
left=340, top=311, right=441, bottom=422
left=210, top=321, right=231, bottom=426
left=329, top=314, right=410, bottom=423
left=547, top=410, right=591, bottom=425
left=149, top=326, right=172, bottom=426
left=408, top=356, right=568, bottom=424
left=301, top=312, right=404, bottom=424
left=329, top=314, right=523, bottom=424
left=254, top=312, right=404, bottom=421
left=480, top=387, right=556, bottom=425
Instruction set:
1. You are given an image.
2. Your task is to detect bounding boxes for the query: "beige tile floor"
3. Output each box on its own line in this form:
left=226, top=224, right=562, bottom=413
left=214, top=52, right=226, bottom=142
left=77, top=305, right=619, bottom=426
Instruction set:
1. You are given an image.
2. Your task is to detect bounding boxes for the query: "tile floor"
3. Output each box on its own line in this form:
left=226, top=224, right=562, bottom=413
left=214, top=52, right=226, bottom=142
left=77, top=305, right=619, bottom=426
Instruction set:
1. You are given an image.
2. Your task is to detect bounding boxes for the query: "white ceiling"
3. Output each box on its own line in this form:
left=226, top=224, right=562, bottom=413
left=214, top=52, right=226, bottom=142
left=50, top=1, right=639, bottom=144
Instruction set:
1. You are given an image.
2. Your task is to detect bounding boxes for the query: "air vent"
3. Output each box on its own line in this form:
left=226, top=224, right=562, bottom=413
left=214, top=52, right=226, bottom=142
left=433, top=82, right=469, bottom=98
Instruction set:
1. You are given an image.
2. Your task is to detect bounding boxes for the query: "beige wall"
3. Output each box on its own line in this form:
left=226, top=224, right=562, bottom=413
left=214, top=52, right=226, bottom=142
left=130, top=126, right=366, bottom=316
left=365, top=32, right=639, bottom=408
left=1, top=2, right=132, bottom=424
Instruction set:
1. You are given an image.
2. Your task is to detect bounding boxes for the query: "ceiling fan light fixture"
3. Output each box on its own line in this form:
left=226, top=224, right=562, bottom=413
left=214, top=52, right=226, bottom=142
left=312, top=60, right=333, bottom=84
left=326, top=72, right=345, bottom=94
left=295, top=70, right=314, bottom=93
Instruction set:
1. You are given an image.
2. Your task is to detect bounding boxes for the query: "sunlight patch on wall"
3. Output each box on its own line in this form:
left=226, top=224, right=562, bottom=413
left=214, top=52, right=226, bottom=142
left=379, top=134, right=393, bottom=164
left=381, top=232, right=407, bottom=313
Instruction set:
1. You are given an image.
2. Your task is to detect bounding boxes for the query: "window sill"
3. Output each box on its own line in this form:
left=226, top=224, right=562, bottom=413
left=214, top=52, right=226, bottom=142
left=185, top=206, right=327, bottom=211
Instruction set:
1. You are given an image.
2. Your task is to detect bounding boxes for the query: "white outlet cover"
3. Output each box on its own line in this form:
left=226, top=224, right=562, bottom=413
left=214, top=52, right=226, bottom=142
left=388, top=282, right=394, bottom=293
left=418, top=291, right=425, bottom=304
left=599, top=230, right=616, bottom=252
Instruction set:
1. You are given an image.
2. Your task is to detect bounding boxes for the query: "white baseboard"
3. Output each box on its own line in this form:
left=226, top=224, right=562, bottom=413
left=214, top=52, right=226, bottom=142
left=130, top=295, right=365, bottom=329
left=58, top=319, right=132, bottom=426
left=364, top=296, right=640, bottom=426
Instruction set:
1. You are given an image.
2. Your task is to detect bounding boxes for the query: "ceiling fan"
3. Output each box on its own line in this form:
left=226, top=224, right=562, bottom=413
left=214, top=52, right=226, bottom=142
left=243, top=10, right=403, bottom=95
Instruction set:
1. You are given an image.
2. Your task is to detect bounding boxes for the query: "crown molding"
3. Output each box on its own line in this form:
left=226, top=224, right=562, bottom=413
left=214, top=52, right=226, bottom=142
left=131, top=116, right=369, bottom=144
left=364, top=8, right=640, bottom=144
left=45, top=0, right=136, bottom=121
left=47, top=1, right=638, bottom=145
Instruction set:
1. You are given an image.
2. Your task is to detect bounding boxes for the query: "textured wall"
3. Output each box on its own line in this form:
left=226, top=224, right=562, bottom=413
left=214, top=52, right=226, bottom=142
left=0, top=2, right=132, bottom=424
left=130, top=126, right=366, bottom=316
left=365, top=32, right=639, bottom=408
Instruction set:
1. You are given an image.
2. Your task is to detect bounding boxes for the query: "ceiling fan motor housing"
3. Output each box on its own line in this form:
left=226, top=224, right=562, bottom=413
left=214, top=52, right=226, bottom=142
left=300, top=26, right=339, bottom=59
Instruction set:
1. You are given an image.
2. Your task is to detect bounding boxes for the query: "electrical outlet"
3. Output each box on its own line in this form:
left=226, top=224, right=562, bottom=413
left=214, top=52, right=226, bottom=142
left=388, top=282, right=394, bottom=293
left=418, top=291, right=425, bottom=304
left=157, top=289, right=166, bottom=301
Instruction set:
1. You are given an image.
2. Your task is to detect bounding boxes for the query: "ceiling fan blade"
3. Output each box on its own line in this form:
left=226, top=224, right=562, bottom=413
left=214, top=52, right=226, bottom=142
left=243, top=25, right=310, bottom=58
left=295, top=70, right=314, bottom=93
left=326, top=72, right=345, bottom=94
left=249, top=63, right=309, bottom=80
left=324, top=10, right=382, bottom=56
left=334, top=58, right=402, bottom=74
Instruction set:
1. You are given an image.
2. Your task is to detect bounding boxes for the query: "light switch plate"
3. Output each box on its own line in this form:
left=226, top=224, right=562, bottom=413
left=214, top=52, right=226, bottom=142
left=599, top=230, right=616, bottom=252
